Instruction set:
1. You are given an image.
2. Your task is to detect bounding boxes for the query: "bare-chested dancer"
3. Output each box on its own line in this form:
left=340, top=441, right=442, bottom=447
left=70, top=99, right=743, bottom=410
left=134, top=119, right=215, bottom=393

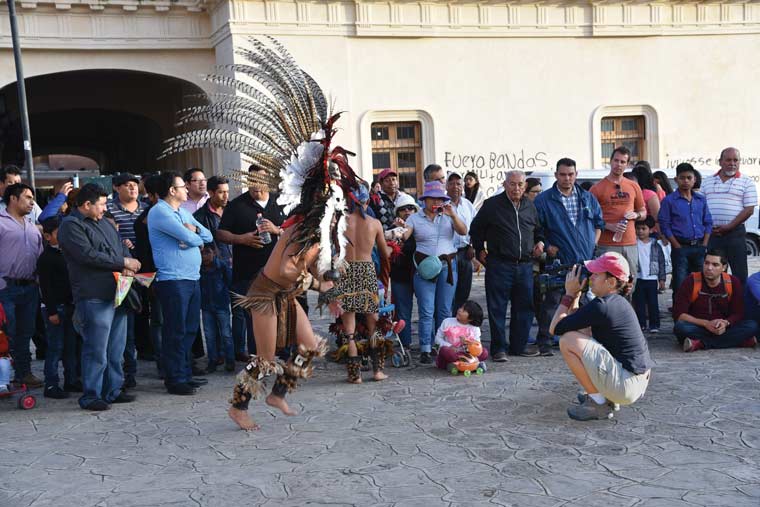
left=228, top=224, right=332, bottom=431
left=330, top=187, right=391, bottom=383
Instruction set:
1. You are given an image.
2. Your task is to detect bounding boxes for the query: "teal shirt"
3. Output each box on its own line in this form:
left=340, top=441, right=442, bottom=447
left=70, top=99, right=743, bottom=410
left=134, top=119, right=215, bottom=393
left=147, top=200, right=213, bottom=281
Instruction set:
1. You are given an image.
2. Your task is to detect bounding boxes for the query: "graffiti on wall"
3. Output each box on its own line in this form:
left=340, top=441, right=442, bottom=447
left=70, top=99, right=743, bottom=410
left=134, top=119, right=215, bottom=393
left=443, top=150, right=549, bottom=196
left=666, top=154, right=760, bottom=182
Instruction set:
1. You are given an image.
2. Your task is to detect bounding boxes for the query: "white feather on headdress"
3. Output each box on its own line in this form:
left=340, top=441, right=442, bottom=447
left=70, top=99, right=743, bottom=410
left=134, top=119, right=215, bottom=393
left=317, top=183, right=342, bottom=274
left=277, top=132, right=325, bottom=214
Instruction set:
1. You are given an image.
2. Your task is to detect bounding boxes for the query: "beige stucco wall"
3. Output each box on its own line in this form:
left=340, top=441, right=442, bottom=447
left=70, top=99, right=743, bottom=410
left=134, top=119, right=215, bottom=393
left=280, top=33, right=760, bottom=197
left=0, top=0, right=758, bottom=196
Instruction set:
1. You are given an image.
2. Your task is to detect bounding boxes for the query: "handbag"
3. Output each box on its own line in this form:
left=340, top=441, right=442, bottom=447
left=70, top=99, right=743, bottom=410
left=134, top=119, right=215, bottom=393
left=413, top=218, right=443, bottom=280
left=122, top=286, right=143, bottom=314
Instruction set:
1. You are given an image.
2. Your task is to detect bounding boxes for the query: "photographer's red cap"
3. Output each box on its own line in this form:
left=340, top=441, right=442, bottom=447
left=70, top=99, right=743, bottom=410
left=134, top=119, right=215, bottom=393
left=584, top=252, right=630, bottom=281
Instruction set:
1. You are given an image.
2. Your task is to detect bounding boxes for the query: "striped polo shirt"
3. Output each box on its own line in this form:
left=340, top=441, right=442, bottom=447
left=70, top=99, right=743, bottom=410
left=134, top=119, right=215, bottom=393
left=107, top=198, right=148, bottom=245
left=701, top=174, right=758, bottom=226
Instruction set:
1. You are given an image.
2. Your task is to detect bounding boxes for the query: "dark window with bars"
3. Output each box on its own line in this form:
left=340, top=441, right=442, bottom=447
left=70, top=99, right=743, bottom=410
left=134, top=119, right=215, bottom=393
left=600, top=115, right=646, bottom=165
left=371, top=121, right=423, bottom=196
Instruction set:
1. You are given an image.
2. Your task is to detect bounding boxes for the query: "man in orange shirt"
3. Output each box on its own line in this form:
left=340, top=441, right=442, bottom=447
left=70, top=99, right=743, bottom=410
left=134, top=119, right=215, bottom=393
left=590, top=146, right=646, bottom=294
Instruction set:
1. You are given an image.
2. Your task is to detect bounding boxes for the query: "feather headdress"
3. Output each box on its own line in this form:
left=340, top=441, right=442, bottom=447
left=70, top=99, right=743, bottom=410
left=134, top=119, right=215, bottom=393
left=161, top=36, right=361, bottom=277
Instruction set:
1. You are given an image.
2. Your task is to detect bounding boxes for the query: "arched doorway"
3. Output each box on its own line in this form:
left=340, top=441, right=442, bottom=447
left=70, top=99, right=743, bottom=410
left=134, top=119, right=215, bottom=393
left=0, top=69, right=209, bottom=173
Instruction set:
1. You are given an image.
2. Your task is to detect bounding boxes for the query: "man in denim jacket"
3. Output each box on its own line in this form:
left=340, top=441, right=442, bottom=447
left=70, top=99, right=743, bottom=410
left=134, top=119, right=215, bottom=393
left=533, top=158, right=605, bottom=355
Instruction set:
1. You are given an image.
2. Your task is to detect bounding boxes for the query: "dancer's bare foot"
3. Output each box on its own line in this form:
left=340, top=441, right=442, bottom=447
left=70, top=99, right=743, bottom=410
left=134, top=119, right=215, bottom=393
left=228, top=407, right=260, bottom=431
left=265, top=393, right=298, bottom=416
left=373, top=371, right=388, bottom=381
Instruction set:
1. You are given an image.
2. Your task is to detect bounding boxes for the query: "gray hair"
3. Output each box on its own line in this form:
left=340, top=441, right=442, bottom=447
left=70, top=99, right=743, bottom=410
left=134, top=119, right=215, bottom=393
left=505, top=170, right=526, bottom=182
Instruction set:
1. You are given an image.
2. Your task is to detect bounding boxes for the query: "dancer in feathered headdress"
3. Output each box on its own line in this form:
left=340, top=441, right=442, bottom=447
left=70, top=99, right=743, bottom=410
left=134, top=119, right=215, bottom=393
left=161, top=37, right=362, bottom=431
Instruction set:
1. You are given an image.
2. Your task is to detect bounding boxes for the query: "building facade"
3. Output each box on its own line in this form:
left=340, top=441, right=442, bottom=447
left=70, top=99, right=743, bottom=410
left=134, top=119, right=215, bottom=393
left=1, top=0, right=759, bottom=198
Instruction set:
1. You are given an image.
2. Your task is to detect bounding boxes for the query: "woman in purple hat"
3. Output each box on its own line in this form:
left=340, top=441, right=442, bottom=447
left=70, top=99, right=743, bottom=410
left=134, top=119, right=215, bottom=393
left=402, top=181, right=468, bottom=363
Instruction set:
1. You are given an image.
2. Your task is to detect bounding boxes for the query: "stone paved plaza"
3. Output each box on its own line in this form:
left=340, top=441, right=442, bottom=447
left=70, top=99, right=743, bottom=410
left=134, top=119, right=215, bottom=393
left=2, top=260, right=759, bottom=507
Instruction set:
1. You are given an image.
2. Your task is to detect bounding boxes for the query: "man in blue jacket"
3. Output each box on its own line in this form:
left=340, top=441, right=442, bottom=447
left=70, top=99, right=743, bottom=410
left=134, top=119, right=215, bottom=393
left=148, top=172, right=213, bottom=396
left=534, top=158, right=605, bottom=355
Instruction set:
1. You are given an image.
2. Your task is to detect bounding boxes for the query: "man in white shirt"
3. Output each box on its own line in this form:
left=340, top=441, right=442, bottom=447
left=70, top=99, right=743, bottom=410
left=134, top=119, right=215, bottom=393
left=701, top=147, right=757, bottom=282
left=446, top=171, right=475, bottom=314
left=179, top=168, right=209, bottom=213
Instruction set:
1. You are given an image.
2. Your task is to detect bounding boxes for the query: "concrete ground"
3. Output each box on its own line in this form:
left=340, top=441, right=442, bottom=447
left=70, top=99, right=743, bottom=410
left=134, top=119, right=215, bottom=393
left=1, top=259, right=759, bottom=507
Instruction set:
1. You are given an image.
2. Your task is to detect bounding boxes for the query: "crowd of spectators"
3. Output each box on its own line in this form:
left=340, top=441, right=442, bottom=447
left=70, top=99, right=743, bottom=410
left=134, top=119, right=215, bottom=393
left=0, top=143, right=758, bottom=418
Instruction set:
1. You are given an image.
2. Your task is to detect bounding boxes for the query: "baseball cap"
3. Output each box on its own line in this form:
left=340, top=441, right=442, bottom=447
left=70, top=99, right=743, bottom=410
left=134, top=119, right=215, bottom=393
left=447, top=171, right=463, bottom=181
left=112, top=173, right=139, bottom=186
left=377, top=169, right=398, bottom=181
left=584, top=252, right=630, bottom=281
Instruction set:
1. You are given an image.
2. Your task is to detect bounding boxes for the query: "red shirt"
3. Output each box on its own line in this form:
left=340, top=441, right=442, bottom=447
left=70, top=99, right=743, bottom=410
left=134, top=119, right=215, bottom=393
left=673, top=274, right=744, bottom=326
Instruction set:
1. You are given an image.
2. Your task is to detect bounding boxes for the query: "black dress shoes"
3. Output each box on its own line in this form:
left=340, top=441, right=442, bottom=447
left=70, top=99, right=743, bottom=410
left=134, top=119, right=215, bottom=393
left=166, top=383, right=197, bottom=395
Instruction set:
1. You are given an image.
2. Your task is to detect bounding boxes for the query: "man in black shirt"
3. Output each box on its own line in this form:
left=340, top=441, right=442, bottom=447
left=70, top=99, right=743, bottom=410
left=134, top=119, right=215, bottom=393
left=134, top=175, right=163, bottom=377
left=193, top=175, right=232, bottom=266
left=550, top=252, right=653, bottom=421
left=217, top=168, right=284, bottom=358
left=470, top=170, right=544, bottom=361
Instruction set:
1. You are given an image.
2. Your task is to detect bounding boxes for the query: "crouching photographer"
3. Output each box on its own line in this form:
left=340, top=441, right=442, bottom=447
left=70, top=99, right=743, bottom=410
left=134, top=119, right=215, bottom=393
left=549, top=252, right=653, bottom=421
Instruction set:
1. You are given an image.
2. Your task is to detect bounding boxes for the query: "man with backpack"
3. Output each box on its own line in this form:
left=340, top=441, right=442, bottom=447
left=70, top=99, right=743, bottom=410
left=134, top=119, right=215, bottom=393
left=673, top=249, right=758, bottom=352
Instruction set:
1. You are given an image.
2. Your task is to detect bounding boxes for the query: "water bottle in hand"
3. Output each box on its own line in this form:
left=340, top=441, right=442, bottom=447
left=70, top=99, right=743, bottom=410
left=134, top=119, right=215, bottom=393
left=256, top=213, right=272, bottom=244
left=612, top=218, right=628, bottom=242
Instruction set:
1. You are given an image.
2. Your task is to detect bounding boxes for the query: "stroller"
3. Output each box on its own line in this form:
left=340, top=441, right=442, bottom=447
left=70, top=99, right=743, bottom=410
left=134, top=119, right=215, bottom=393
left=0, top=303, right=36, bottom=410
left=375, top=285, right=411, bottom=368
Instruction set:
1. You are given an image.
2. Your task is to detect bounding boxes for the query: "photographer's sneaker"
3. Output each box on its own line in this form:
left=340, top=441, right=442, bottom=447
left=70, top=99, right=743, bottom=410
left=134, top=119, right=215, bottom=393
left=567, top=400, right=615, bottom=421
left=576, top=392, right=619, bottom=411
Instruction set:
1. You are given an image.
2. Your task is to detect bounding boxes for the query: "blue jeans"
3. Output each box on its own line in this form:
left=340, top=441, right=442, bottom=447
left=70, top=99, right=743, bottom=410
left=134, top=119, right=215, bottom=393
left=148, top=286, right=163, bottom=372
left=231, top=279, right=253, bottom=356
left=673, top=320, right=758, bottom=349
left=452, top=247, right=474, bottom=315
left=123, top=309, right=137, bottom=379
left=0, top=284, right=39, bottom=379
left=155, top=280, right=201, bottom=386
left=413, top=262, right=457, bottom=353
left=708, top=226, right=748, bottom=283
left=391, top=280, right=413, bottom=347
left=632, top=279, right=660, bottom=330
left=202, top=307, right=234, bottom=364
left=671, top=245, right=706, bottom=299
left=485, top=259, right=534, bottom=355
left=73, top=299, right=127, bottom=407
left=42, top=304, right=78, bottom=388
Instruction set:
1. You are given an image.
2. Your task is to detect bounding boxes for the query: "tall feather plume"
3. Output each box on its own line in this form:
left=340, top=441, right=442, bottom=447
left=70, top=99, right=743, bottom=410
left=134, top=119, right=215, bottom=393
left=161, top=37, right=358, bottom=276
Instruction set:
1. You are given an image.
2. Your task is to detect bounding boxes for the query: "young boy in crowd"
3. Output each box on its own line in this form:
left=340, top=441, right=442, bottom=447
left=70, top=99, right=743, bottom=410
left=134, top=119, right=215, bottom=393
left=633, top=217, right=666, bottom=333
left=200, top=245, right=235, bottom=373
left=37, top=217, right=81, bottom=398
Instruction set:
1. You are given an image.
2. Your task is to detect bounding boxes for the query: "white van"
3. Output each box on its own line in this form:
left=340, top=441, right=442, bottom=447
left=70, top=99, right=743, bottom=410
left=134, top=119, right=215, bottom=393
left=526, top=168, right=759, bottom=256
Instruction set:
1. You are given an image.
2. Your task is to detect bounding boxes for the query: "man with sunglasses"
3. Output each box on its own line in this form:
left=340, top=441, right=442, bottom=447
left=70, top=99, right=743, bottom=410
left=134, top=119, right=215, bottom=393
left=590, top=146, right=646, bottom=294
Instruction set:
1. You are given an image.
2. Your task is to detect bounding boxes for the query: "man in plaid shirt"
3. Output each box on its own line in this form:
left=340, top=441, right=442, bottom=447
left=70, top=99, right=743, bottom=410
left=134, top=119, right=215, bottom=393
left=533, top=158, right=605, bottom=355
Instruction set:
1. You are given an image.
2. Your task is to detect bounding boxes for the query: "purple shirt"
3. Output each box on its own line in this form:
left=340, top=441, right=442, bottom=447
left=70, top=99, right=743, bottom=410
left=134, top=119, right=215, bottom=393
left=0, top=209, right=43, bottom=290
left=179, top=193, right=209, bottom=214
